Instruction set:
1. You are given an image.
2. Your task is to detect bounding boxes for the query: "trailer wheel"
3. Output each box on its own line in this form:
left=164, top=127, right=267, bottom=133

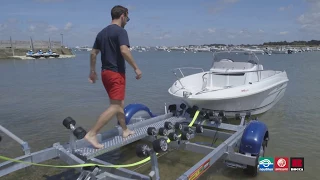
left=221, top=116, right=228, bottom=123
left=183, top=126, right=193, bottom=134
left=63, top=117, right=76, bottom=129
left=136, top=144, right=151, bottom=158
left=152, top=138, right=168, bottom=153
left=244, top=140, right=266, bottom=176
left=164, top=122, right=174, bottom=129
left=174, top=122, right=182, bottom=130
left=147, top=127, right=156, bottom=136
left=196, top=125, right=203, bottom=133
left=244, top=155, right=259, bottom=176
left=158, top=127, right=168, bottom=136
left=181, top=132, right=191, bottom=140
left=168, top=132, right=178, bottom=141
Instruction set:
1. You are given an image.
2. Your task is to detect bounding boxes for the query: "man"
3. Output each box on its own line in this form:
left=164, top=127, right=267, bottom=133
left=84, top=5, right=142, bottom=149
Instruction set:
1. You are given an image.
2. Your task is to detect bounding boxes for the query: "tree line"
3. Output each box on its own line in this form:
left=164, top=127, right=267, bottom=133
left=192, top=40, right=320, bottom=47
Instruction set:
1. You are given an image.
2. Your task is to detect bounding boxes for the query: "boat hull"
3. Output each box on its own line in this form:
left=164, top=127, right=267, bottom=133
left=183, top=82, right=287, bottom=116
left=168, top=51, right=289, bottom=117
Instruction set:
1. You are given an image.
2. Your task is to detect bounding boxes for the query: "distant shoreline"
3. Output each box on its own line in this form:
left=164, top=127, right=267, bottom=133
left=0, top=47, right=75, bottom=60
left=5, top=54, right=76, bottom=60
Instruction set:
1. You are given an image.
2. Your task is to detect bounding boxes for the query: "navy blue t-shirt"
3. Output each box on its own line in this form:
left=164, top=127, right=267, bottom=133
left=93, top=24, right=130, bottom=73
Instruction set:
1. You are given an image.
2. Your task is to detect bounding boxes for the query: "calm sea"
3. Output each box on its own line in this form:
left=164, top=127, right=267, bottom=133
left=0, top=50, right=319, bottom=180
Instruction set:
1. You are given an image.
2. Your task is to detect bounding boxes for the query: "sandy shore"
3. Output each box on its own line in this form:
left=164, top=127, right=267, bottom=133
left=7, top=55, right=76, bottom=60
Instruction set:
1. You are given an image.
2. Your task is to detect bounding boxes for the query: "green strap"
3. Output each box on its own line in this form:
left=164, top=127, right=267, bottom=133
left=0, top=111, right=200, bottom=168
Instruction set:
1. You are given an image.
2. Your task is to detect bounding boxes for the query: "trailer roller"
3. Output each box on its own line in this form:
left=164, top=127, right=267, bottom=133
left=0, top=102, right=269, bottom=180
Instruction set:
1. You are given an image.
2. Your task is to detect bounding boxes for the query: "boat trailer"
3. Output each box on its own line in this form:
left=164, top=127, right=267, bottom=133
left=0, top=103, right=269, bottom=180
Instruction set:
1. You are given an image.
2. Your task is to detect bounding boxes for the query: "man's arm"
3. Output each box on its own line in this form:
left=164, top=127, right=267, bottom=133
left=90, top=36, right=100, bottom=72
left=90, top=48, right=100, bottom=72
left=120, top=46, right=138, bottom=70
left=118, top=29, right=139, bottom=70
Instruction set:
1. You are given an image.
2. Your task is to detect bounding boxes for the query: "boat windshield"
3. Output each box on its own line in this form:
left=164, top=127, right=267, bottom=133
left=211, top=50, right=260, bottom=67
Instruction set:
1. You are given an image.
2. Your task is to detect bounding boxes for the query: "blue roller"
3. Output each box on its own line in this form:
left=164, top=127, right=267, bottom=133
left=239, top=120, right=268, bottom=155
left=118, top=103, right=156, bottom=125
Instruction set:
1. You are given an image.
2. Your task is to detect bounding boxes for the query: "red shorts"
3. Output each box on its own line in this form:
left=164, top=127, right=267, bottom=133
left=101, top=70, right=126, bottom=100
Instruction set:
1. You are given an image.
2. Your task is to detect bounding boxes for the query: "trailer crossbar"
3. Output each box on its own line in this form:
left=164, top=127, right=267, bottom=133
left=0, top=102, right=270, bottom=180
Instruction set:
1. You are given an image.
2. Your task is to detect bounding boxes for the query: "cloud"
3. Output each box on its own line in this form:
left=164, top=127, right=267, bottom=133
left=222, top=0, right=239, bottom=3
left=46, top=25, right=58, bottom=32
left=148, top=16, right=162, bottom=20
left=238, top=29, right=252, bottom=37
left=0, top=18, right=76, bottom=42
left=0, top=24, right=8, bottom=31
left=304, top=0, right=318, bottom=3
left=6, top=18, right=20, bottom=24
left=205, top=0, right=240, bottom=14
left=34, top=0, right=65, bottom=3
left=297, top=0, right=320, bottom=34
left=29, top=25, right=35, bottom=32
left=279, top=4, right=293, bottom=11
left=26, top=21, right=58, bottom=34
left=207, top=28, right=216, bottom=33
left=0, top=18, right=22, bottom=35
left=154, top=31, right=171, bottom=40
left=279, top=31, right=289, bottom=35
left=64, top=22, right=73, bottom=31
left=126, top=5, right=136, bottom=11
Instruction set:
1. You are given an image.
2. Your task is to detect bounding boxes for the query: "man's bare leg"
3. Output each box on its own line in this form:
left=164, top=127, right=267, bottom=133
left=84, top=101, right=120, bottom=149
left=116, top=100, right=135, bottom=138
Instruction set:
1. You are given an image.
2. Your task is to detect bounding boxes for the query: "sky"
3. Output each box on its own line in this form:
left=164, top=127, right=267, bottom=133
left=0, top=0, right=319, bottom=47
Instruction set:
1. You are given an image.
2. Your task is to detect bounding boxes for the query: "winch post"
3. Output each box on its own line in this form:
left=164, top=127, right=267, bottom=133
left=69, top=130, right=76, bottom=153
left=149, top=151, right=160, bottom=180
left=164, top=103, right=168, bottom=114
left=0, top=125, right=30, bottom=155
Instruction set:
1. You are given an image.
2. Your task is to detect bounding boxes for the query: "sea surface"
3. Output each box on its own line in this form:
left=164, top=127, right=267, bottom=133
left=0, top=50, right=319, bottom=180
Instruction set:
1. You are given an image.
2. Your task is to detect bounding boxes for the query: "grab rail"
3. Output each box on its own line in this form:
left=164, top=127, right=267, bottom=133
left=172, top=67, right=204, bottom=78
left=171, top=67, right=205, bottom=88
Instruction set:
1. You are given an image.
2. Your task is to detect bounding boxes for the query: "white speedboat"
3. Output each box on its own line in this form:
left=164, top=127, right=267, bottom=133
left=168, top=51, right=289, bottom=117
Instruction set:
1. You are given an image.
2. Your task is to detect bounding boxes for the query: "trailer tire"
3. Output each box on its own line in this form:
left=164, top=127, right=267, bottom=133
left=164, top=122, right=173, bottom=129
left=63, top=117, right=76, bottom=129
left=136, top=144, right=151, bottom=158
left=244, top=155, right=258, bottom=176
left=174, top=122, right=182, bottom=130
left=196, top=125, right=203, bottom=133
left=181, top=132, right=191, bottom=140
left=168, top=132, right=178, bottom=141
left=243, top=140, right=267, bottom=177
left=158, top=127, right=168, bottom=136
left=153, top=138, right=168, bottom=153
left=147, top=127, right=156, bottom=136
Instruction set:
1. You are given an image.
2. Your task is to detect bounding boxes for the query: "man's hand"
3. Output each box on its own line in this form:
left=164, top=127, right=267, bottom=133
left=135, top=68, right=142, bottom=80
left=88, top=71, right=98, bottom=83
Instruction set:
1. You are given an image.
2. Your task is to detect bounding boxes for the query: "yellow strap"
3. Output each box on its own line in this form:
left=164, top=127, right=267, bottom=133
left=167, top=110, right=199, bottom=143
left=0, top=155, right=151, bottom=168
left=188, top=110, right=200, bottom=127
left=0, top=110, right=200, bottom=169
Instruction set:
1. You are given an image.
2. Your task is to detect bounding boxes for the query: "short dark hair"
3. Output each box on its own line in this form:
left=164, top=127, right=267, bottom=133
left=111, top=5, right=128, bottom=20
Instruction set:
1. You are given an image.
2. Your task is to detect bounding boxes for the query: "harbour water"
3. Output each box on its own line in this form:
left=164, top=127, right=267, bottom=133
left=0, top=50, right=319, bottom=180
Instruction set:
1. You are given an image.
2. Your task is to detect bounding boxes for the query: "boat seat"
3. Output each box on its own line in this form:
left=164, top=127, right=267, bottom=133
left=210, top=61, right=263, bottom=73
left=212, top=61, right=254, bottom=70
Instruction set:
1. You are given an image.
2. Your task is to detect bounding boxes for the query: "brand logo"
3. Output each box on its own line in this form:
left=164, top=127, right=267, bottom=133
left=274, top=157, right=289, bottom=172
left=259, top=157, right=274, bottom=172
left=290, top=157, right=304, bottom=171
left=188, top=159, right=211, bottom=180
